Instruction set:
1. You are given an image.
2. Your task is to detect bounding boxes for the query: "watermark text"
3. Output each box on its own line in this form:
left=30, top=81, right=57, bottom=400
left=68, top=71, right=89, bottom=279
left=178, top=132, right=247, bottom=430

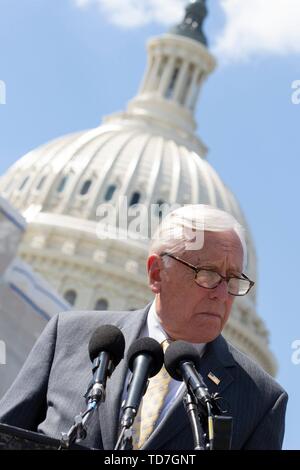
left=291, top=339, right=300, bottom=365
left=291, top=80, right=300, bottom=104
left=0, top=340, right=6, bottom=364
left=0, top=80, right=6, bottom=105
left=95, top=197, right=205, bottom=251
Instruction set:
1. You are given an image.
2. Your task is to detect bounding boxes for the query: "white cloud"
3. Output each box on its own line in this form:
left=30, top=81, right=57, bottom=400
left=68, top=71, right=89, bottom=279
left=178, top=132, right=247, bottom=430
left=213, top=0, right=300, bottom=62
left=73, top=0, right=300, bottom=62
left=74, top=0, right=90, bottom=6
left=74, top=0, right=186, bottom=28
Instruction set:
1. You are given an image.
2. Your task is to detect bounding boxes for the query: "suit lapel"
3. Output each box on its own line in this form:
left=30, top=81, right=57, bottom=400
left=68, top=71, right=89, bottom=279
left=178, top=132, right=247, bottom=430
left=98, top=303, right=151, bottom=450
left=143, top=335, right=236, bottom=450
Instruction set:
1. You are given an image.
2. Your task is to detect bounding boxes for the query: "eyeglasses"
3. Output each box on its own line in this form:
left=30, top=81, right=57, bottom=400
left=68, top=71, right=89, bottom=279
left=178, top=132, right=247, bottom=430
left=160, top=252, right=255, bottom=296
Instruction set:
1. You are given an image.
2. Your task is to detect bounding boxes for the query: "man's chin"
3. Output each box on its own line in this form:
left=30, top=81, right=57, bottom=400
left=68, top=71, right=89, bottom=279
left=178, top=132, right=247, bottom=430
left=177, top=329, right=221, bottom=344
left=186, top=317, right=223, bottom=343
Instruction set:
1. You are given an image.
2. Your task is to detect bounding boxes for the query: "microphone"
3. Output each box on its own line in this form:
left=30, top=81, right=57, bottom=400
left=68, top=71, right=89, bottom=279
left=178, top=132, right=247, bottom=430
left=87, top=325, right=125, bottom=404
left=165, top=341, right=233, bottom=451
left=120, top=337, right=164, bottom=429
left=60, top=324, right=125, bottom=448
left=164, top=340, right=211, bottom=408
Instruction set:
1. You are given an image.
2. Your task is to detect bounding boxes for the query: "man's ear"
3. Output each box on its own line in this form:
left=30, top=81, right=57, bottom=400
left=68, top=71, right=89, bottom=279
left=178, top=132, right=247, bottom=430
left=147, top=254, right=163, bottom=294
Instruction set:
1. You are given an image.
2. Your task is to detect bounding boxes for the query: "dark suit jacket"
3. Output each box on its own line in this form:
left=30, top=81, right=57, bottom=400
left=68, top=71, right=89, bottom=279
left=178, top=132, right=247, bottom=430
left=0, top=303, right=288, bottom=450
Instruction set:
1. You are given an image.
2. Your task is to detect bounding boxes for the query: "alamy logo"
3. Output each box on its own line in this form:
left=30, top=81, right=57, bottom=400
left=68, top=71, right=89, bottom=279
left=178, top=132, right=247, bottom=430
left=0, top=340, right=6, bottom=364
left=95, top=197, right=205, bottom=251
left=0, top=80, right=6, bottom=105
left=291, top=80, right=300, bottom=105
left=291, top=339, right=300, bottom=365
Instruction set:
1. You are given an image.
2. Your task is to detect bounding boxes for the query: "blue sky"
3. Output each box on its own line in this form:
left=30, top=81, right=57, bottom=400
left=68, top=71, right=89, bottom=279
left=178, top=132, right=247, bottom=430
left=0, top=0, right=299, bottom=449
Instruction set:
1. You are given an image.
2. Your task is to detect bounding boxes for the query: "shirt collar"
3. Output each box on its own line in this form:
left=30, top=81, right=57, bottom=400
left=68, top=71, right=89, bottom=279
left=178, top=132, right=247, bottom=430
left=146, top=299, right=206, bottom=357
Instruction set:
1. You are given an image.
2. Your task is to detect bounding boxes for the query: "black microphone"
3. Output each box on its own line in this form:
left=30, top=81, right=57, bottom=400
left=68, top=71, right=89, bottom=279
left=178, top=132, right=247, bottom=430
left=164, top=340, right=211, bottom=407
left=60, top=325, right=125, bottom=448
left=87, top=325, right=125, bottom=403
left=120, top=337, right=164, bottom=428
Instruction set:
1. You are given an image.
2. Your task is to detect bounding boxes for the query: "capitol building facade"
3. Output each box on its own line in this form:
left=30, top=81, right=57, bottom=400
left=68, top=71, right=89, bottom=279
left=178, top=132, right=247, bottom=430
left=0, top=1, right=277, bottom=375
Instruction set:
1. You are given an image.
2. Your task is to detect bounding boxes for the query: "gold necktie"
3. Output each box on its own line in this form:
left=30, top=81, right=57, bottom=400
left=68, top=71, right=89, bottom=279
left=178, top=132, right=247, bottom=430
left=131, top=339, right=171, bottom=450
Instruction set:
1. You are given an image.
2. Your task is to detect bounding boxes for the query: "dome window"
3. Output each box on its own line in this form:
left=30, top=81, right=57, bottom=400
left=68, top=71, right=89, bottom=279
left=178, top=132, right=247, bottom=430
left=104, top=184, right=117, bottom=201
left=57, top=175, right=68, bottom=193
left=18, top=176, right=29, bottom=191
left=129, top=191, right=141, bottom=206
left=180, top=64, right=194, bottom=105
left=165, top=63, right=180, bottom=99
left=94, top=298, right=108, bottom=311
left=155, top=199, right=166, bottom=221
left=36, top=175, right=46, bottom=191
left=80, top=179, right=92, bottom=196
left=63, top=289, right=77, bottom=306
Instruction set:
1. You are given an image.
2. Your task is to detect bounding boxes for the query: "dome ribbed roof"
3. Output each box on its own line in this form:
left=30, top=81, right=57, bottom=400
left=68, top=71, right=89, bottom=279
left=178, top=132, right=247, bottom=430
left=0, top=124, right=246, bottom=223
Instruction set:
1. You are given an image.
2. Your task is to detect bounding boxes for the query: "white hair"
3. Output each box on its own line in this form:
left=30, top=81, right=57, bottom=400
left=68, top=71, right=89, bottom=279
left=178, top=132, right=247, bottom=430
left=149, top=204, right=247, bottom=271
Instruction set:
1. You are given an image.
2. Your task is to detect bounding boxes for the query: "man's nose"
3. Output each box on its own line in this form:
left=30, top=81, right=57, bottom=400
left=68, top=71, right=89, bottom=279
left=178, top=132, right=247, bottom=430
left=208, top=279, right=229, bottom=301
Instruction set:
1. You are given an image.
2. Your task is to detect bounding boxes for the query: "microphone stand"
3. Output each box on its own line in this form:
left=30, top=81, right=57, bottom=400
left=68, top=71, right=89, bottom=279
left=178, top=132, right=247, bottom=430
left=114, top=402, right=137, bottom=450
left=183, top=391, right=205, bottom=450
left=114, top=426, right=133, bottom=451
left=59, top=384, right=106, bottom=449
left=183, top=386, right=233, bottom=450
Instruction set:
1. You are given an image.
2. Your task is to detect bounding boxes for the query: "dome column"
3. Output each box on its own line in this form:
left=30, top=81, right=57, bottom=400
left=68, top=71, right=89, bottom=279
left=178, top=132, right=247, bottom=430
left=143, top=53, right=162, bottom=92
left=139, top=56, right=154, bottom=93
left=158, top=56, right=177, bottom=95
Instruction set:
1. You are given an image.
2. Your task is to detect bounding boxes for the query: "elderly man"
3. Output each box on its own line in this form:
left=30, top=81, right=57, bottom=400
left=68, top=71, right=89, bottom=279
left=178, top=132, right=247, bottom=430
left=0, top=204, right=288, bottom=450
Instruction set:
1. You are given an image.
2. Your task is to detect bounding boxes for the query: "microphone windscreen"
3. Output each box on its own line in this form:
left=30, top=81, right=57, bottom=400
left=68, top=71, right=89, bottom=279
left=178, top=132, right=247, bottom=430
left=164, top=340, right=201, bottom=381
left=127, top=337, right=164, bottom=377
left=88, top=325, right=125, bottom=367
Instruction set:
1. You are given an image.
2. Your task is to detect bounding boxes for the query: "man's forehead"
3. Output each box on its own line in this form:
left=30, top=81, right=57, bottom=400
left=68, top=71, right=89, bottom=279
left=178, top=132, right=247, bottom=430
left=183, top=237, right=243, bottom=270
left=185, top=234, right=242, bottom=253
left=191, top=252, right=240, bottom=265
left=183, top=228, right=240, bottom=246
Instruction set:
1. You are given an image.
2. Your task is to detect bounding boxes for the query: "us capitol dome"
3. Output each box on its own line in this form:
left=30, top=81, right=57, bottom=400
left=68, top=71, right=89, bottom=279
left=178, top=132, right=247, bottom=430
left=0, top=1, right=277, bottom=375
